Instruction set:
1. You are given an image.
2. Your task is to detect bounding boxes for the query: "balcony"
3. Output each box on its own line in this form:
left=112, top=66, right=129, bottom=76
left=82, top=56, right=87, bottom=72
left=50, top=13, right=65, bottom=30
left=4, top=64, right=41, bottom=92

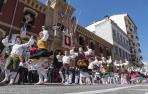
left=127, top=31, right=132, bottom=34
left=131, top=55, right=136, bottom=61
left=130, top=48, right=136, bottom=54
left=140, top=56, right=143, bottom=60
left=136, top=36, right=139, bottom=40
left=137, top=43, right=140, bottom=47
left=138, top=48, right=142, bottom=53
left=129, top=42, right=136, bottom=48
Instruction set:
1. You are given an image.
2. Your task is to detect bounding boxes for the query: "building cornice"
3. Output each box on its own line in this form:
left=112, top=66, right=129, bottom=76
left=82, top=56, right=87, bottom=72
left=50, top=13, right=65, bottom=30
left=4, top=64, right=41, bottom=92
left=77, top=25, right=112, bottom=48
left=19, top=0, right=47, bottom=14
left=0, top=21, right=38, bottom=37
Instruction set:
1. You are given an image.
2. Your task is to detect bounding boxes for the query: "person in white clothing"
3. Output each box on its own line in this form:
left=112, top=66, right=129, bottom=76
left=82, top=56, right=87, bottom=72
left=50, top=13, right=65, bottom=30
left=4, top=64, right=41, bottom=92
left=70, top=46, right=92, bottom=85
left=88, top=56, right=101, bottom=84
left=60, top=50, right=74, bottom=84
left=0, top=36, right=34, bottom=85
left=29, top=26, right=52, bottom=85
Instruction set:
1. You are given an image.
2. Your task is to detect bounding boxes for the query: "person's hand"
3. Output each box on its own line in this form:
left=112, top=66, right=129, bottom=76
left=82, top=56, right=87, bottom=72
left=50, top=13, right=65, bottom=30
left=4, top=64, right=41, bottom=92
left=86, top=46, right=89, bottom=49
left=30, top=36, right=34, bottom=39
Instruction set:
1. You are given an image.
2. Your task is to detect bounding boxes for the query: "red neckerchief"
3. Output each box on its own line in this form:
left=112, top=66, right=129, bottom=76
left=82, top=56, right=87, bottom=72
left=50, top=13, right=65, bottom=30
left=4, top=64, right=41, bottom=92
left=79, top=52, right=86, bottom=59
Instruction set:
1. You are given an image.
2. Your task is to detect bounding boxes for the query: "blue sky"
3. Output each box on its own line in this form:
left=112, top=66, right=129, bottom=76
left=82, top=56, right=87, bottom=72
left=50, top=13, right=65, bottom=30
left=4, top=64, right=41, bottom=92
left=41, top=0, right=148, bottom=62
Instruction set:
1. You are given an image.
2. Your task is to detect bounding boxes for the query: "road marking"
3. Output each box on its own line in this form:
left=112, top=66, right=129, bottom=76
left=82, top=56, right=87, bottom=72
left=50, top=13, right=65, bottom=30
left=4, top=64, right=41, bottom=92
left=130, top=89, right=148, bottom=91
left=65, top=85, right=139, bottom=94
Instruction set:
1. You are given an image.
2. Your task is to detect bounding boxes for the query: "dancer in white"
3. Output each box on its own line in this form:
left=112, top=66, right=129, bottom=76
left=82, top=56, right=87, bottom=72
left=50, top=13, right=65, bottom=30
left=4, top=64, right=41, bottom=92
left=60, top=50, right=74, bottom=84
left=88, top=56, right=101, bottom=84
left=70, top=46, right=92, bottom=85
left=0, top=36, right=34, bottom=85
left=30, top=26, right=52, bottom=85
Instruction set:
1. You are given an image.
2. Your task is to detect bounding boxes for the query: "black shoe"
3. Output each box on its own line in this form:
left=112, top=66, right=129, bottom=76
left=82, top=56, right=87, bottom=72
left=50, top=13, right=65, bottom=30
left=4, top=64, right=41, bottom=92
left=0, top=80, right=8, bottom=86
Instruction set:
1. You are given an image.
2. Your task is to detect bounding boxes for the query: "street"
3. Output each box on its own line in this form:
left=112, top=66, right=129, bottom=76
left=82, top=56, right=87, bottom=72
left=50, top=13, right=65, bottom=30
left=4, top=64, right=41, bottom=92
left=0, top=84, right=148, bottom=94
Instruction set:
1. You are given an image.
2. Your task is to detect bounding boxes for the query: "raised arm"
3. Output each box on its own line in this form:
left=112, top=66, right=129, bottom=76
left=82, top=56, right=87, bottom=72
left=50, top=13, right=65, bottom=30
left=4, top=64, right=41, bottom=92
left=41, top=30, right=49, bottom=41
left=107, top=56, right=112, bottom=64
left=21, top=36, right=34, bottom=48
left=70, top=48, right=78, bottom=57
left=84, top=46, right=92, bottom=56
left=2, top=36, right=14, bottom=47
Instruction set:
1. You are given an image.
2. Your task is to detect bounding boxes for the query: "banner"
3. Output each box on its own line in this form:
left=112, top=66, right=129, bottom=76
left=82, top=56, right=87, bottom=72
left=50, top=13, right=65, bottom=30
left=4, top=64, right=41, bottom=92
left=62, top=33, right=73, bottom=49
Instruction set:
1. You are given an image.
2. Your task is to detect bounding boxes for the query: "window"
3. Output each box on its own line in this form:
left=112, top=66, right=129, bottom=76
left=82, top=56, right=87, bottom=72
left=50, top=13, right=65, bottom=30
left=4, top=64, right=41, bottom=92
left=90, top=42, right=95, bottom=50
left=120, top=35, right=122, bottom=42
left=119, top=48, right=122, bottom=57
left=0, top=0, right=4, bottom=12
left=99, top=46, right=103, bottom=53
left=117, top=33, right=119, bottom=39
left=106, top=48, right=110, bottom=56
left=115, top=46, right=118, bottom=54
left=22, top=10, right=35, bottom=31
left=126, top=52, right=128, bottom=60
left=79, top=36, right=85, bottom=46
left=113, top=30, right=116, bottom=37
left=122, top=50, right=124, bottom=58
left=122, top=51, right=124, bottom=58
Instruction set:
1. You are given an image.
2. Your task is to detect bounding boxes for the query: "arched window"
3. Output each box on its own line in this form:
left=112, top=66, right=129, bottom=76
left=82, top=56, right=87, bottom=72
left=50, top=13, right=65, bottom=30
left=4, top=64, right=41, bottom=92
left=79, top=36, right=85, bottom=46
left=90, top=41, right=95, bottom=50
left=0, top=0, right=4, bottom=12
left=22, top=10, right=35, bottom=31
left=99, top=46, right=103, bottom=53
left=106, top=48, right=110, bottom=56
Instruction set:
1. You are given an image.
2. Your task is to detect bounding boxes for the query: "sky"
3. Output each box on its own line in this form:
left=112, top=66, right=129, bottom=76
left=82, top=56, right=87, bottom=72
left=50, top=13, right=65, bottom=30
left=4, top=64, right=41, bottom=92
left=41, top=0, right=148, bottom=62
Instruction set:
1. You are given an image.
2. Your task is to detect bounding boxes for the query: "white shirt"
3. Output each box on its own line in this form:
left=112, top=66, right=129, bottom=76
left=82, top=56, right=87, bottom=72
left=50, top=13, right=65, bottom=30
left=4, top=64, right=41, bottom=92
left=70, top=48, right=92, bottom=57
left=2, top=37, right=14, bottom=47
left=62, top=55, right=71, bottom=64
left=10, top=38, right=34, bottom=56
left=41, top=29, right=49, bottom=41
left=88, top=59, right=101, bottom=69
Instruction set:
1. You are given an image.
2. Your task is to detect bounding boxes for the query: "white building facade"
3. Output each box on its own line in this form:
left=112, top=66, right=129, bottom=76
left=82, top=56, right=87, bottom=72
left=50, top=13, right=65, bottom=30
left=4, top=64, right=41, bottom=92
left=110, top=14, right=143, bottom=66
left=86, top=17, right=130, bottom=62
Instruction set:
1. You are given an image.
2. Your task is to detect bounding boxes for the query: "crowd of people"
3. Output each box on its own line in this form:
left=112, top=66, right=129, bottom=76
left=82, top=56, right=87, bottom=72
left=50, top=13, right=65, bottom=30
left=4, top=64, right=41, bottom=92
left=0, top=26, right=147, bottom=86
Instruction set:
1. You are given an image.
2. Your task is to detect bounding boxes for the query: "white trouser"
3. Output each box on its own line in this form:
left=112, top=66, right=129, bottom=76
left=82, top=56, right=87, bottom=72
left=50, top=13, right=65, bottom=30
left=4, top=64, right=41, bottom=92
left=79, top=71, right=88, bottom=84
left=36, top=63, right=47, bottom=82
left=68, top=73, right=73, bottom=84
left=121, top=75, right=127, bottom=84
left=59, top=70, right=64, bottom=83
left=3, top=69, right=17, bottom=82
left=75, top=75, right=79, bottom=84
left=59, top=69, right=73, bottom=84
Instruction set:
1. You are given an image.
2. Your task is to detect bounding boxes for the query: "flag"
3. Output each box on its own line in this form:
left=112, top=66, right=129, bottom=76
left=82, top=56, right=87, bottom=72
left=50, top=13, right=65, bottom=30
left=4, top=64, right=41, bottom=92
left=62, top=33, right=73, bottom=49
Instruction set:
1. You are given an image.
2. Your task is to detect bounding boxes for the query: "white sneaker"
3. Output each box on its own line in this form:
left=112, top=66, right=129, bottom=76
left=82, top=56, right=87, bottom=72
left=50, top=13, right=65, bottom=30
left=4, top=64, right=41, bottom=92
left=64, top=82, right=69, bottom=85
left=8, top=79, right=14, bottom=85
left=44, top=79, right=48, bottom=83
left=35, top=81, right=44, bottom=85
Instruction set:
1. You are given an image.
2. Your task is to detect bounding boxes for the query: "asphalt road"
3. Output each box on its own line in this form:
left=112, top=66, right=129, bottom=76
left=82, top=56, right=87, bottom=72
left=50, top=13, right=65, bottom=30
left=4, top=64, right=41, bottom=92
left=0, top=84, right=148, bottom=94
